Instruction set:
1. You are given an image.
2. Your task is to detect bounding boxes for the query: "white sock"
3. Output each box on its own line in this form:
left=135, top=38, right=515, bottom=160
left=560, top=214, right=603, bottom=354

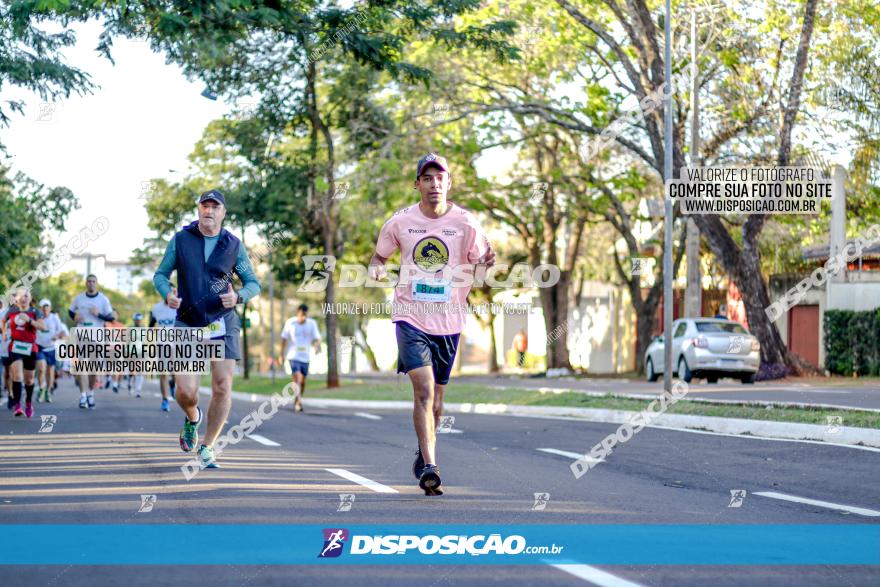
left=80, top=391, right=87, bottom=398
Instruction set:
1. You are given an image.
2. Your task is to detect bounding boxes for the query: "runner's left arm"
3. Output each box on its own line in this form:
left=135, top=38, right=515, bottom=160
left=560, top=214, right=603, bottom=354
left=233, top=244, right=261, bottom=302
left=31, top=311, right=46, bottom=330
left=311, top=320, right=322, bottom=353
left=465, top=217, right=494, bottom=266
left=96, top=297, right=114, bottom=323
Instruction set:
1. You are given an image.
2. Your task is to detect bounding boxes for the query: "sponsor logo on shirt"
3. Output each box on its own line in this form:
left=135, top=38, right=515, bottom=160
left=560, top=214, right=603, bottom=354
left=442, top=229, right=457, bottom=236
left=408, top=228, right=426, bottom=233
left=413, top=236, right=449, bottom=271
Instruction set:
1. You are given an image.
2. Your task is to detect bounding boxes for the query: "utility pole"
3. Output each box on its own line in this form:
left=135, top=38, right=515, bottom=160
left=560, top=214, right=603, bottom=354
left=663, top=0, right=675, bottom=392
left=685, top=9, right=702, bottom=318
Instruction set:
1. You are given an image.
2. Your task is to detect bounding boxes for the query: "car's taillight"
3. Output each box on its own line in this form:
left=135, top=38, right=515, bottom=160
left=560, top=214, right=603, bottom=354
left=692, top=336, right=709, bottom=348
left=751, top=339, right=760, bottom=351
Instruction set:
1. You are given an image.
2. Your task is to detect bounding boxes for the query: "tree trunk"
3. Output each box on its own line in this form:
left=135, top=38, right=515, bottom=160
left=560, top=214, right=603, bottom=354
left=735, top=249, right=791, bottom=374
left=305, top=57, right=341, bottom=388
left=487, top=307, right=499, bottom=373
left=541, top=269, right=572, bottom=370
left=635, top=297, right=660, bottom=372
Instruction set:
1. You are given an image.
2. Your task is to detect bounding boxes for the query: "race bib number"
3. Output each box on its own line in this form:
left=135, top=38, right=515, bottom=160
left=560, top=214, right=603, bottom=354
left=204, top=318, right=227, bottom=339
left=296, top=345, right=308, bottom=353
left=81, top=322, right=94, bottom=327
left=412, top=279, right=451, bottom=303
left=12, top=341, right=32, bottom=356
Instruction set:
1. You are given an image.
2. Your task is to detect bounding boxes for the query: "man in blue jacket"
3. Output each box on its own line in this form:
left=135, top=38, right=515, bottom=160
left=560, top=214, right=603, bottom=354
left=153, top=189, right=261, bottom=470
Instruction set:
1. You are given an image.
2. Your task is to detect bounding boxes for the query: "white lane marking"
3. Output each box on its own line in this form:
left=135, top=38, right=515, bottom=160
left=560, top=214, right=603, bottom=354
left=326, top=468, right=398, bottom=493
left=246, top=434, right=280, bottom=447
left=537, top=448, right=603, bottom=464
left=354, top=412, right=382, bottom=420
left=754, top=491, right=880, bottom=517
left=549, top=563, right=645, bottom=586
left=510, top=413, right=880, bottom=453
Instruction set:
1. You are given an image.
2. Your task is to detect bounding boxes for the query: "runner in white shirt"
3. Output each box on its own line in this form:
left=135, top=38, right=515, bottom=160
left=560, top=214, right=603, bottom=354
left=279, top=304, right=321, bottom=413
left=35, top=299, right=67, bottom=403
left=150, top=298, right=178, bottom=411
left=68, top=274, right=114, bottom=409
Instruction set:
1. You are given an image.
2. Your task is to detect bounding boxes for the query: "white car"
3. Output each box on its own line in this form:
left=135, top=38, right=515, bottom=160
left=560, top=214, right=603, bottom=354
left=644, top=318, right=760, bottom=384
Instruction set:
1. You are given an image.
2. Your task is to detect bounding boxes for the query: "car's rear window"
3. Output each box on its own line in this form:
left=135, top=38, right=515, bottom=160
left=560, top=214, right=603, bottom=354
left=695, top=321, right=747, bottom=334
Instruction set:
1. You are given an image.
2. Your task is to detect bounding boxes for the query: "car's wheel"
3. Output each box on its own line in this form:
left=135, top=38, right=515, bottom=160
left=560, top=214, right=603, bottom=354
left=646, top=358, right=660, bottom=382
left=740, top=373, right=756, bottom=384
left=677, top=357, right=693, bottom=383
left=706, top=376, right=718, bottom=384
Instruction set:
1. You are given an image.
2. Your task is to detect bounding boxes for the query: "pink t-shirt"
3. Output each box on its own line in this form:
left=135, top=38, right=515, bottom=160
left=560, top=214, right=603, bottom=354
left=375, top=202, right=490, bottom=335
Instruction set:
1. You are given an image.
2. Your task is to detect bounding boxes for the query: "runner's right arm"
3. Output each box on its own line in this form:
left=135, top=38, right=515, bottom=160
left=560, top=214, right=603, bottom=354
left=278, top=321, right=289, bottom=365
left=369, top=217, right=399, bottom=280
left=153, top=238, right=177, bottom=302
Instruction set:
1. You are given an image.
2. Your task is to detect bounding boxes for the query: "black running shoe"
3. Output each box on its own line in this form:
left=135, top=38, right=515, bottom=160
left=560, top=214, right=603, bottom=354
left=412, top=449, right=425, bottom=480
left=419, top=464, right=443, bottom=496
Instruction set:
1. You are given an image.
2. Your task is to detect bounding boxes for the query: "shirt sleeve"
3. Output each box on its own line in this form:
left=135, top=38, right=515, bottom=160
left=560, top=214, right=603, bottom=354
left=234, top=244, right=261, bottom=303
left=153, top=237, right=177, bottom=301
left=312, top=320, right=322, bottom=342
left=280, top=322, right=291, bottom=341
left=375, top=217, right=399, bottom=258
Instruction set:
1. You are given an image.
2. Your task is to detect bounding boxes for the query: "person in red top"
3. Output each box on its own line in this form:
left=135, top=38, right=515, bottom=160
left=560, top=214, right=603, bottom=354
left=4, top=288, right=45, bottom=417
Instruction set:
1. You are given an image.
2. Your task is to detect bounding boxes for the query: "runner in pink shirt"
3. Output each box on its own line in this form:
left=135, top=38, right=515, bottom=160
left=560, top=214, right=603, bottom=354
left=369, top=153, right=495, bottom=495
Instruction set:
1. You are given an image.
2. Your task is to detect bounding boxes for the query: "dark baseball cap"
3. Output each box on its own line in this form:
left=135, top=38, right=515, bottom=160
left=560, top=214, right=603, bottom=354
left=416, top=153, right=450, bottom=179
left=198, top=189, right=226, bottom=206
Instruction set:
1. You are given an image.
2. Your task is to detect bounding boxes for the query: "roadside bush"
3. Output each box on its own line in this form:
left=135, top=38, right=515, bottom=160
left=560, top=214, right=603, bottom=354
left=824, top=309, right=880, bottom=375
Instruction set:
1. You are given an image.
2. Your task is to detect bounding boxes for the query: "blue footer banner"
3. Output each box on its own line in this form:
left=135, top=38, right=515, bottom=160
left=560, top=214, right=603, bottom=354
left=0, top=525, right=877, bottom=565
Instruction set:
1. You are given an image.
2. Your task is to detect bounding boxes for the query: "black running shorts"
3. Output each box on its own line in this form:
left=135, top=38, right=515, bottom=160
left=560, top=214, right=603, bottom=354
left=395, top=321, right=460, bottom=385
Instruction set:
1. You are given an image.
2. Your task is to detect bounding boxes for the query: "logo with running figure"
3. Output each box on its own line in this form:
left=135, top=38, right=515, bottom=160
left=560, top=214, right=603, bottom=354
left=318, top=528, right=349, bottom=558
left=412, top=236, right=449, bottom=271
left=299, top=255, right=337, bottom=293
left=38, top=415, right=57, bottom=433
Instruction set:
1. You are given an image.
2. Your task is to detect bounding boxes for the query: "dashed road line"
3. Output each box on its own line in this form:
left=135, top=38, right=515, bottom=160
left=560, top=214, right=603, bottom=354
left=754, top=491, right=880, bottom=517
left=326, top=468, right=398, bottom=493
left=549, top=563, right=645, bottom=586
left=247, top=434, right=280, bottom=447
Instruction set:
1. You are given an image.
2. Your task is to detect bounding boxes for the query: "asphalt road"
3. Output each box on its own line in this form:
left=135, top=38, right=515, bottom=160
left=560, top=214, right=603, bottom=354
left=1, top=377, right=878, bottom=586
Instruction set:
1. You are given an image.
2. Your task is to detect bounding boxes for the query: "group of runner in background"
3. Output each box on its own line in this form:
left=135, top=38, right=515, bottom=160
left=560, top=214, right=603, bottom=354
left=0, top=274, right=320, bottom=421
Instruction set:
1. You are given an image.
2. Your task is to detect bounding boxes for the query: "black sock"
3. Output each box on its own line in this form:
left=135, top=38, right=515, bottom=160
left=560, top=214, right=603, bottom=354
left=12, top=381, right=22, bottom=404
left=25, top=384, right=34, bottom=403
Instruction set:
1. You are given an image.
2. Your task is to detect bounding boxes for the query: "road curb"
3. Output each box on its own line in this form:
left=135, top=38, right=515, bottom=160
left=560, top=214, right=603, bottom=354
left=486, top=384, right=880, bottom=413
left=201, top=386, right=880, bottom=449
